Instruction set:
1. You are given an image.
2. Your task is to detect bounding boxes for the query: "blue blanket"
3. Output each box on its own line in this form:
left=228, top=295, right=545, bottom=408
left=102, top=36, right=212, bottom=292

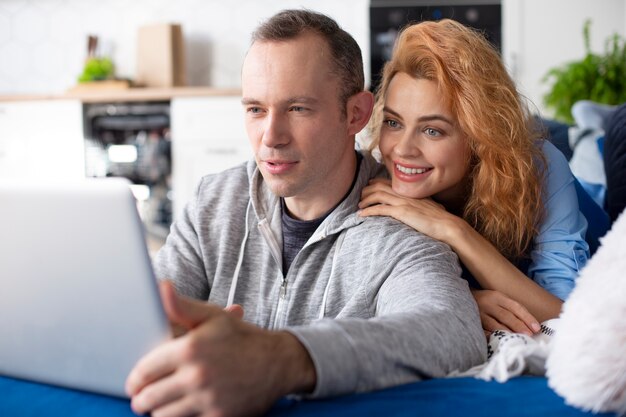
left=0, top=375, right=616, bottom=416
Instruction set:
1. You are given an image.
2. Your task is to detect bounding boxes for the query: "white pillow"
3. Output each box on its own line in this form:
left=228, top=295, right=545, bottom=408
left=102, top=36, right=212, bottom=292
left=546, top=208, right=626, bottom=414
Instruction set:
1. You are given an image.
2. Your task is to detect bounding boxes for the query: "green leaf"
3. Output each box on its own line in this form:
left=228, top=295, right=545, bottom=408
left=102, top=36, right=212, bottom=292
left=542, top=20, right=626, bottom=124
left=77, top=57, right=116, bottom=83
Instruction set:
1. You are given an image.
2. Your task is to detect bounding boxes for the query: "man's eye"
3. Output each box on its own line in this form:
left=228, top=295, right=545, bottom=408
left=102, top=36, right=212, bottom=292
left=290, top=106, right=306, bottom=112
left=247, top=107, right=263, bottom=114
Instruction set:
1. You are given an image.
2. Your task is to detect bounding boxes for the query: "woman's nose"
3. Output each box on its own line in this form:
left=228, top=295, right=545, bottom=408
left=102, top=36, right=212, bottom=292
left=394, top=131, right=421, bottom=158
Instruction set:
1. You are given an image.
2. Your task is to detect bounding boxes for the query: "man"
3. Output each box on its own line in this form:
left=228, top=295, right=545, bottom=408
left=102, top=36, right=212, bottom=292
left=126, top=9, right=486, bottom=417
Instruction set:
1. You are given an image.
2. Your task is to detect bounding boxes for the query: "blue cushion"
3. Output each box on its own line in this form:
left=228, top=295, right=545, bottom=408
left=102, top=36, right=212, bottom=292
left=574, top=177, right=611, bottom=255
left=1, top=375, right=616, bottom=417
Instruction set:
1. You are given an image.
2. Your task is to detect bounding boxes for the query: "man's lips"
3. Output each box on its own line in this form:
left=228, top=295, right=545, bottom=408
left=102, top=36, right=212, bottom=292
left=262, top=160, right=298, bottom=174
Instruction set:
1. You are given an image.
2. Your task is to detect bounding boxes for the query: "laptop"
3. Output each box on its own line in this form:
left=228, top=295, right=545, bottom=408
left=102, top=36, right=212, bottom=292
left=0, top=178, right=170, bottom=398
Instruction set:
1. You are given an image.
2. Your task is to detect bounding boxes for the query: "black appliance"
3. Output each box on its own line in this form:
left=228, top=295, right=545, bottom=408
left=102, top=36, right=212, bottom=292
left=370, top=0, right=502, bottom=91
left=83, top=102, right=172, bottom=241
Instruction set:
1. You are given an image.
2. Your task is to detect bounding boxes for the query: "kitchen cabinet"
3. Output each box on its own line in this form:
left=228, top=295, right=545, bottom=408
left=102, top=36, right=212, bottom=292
left=0, top=100, right=84, bottom=181
left=0, top=91, right=248, bottom=223
left=171, top=96, right=251, bottom=218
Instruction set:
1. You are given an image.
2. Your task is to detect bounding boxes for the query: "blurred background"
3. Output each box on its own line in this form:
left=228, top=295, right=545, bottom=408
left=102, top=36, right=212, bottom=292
left=1, top=0, right=624, bottom=252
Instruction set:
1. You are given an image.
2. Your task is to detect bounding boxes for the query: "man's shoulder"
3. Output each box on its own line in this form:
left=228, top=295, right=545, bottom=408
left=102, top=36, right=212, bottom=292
left=188, top=161, right=255, bottom=215
left=353, top=214, right=428, bottom=237
left=197, top=161, right=251, bottom=187
left=349, top=215, right=456, bottom=255
left=337, top=215, right=462, bottom=278
left=194, top=161, right=252, bottom=197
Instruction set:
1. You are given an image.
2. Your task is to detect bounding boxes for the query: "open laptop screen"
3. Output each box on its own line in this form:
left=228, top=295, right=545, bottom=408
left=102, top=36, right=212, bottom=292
left=0, top=179, right=170, bottom=398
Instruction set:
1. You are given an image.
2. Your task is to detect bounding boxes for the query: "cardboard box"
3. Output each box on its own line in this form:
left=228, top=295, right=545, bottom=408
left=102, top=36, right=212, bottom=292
left=136, top=23, right=186, bottom=88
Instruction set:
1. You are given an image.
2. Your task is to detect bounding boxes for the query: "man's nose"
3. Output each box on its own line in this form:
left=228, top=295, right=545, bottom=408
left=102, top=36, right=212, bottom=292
left=262, top=113, right=290, bottom=148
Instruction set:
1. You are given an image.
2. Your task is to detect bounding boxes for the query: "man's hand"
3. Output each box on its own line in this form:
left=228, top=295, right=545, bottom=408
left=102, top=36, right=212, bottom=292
left=126, top=281, right=316, bottom=417
left=168, top=295, right=243, bottom=338
left=472, top=289, right=541, bottom=337
left=223, top=304, right=244, bottom=319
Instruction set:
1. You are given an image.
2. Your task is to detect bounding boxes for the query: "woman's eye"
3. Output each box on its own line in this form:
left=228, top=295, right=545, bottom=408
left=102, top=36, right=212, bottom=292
left=384, top=119, right=399, bottom=128
left=425, top=128, right=441, bottom=137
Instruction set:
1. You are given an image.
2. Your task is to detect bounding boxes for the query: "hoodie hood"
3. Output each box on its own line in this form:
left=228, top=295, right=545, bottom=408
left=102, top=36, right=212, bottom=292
left=246, top=151, right=385, bottom=241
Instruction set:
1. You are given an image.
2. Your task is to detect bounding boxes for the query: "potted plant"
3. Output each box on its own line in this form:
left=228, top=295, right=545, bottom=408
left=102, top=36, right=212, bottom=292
left=542, top=20, right=626, bottom=124
left=68, top=35, right=129, bottom=92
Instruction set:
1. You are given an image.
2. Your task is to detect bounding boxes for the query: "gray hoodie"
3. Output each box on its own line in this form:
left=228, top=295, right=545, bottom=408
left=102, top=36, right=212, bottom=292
left=154, top=151, right=486, bottom=398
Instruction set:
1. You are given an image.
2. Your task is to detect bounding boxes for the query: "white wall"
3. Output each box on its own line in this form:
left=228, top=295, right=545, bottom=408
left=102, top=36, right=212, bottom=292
left=503, top=0, right=626, bottom=117
left=2, top=0, right=625, bottom=113
left=0, top=0, right=369, bottom=94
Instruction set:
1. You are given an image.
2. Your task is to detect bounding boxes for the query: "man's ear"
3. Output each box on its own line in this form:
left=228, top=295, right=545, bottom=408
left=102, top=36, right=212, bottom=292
left=346, top=91, right=375, bottom=136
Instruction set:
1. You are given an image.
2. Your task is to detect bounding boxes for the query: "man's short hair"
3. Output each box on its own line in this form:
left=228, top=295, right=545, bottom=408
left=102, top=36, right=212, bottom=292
left=252, top=9, right=364, bottom=112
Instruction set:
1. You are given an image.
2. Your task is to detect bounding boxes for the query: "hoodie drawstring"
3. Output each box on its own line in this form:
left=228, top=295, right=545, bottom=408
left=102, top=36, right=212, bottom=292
left=318, top=232, right=346, bottom=319
left=227, top=199, right=252, bottom=307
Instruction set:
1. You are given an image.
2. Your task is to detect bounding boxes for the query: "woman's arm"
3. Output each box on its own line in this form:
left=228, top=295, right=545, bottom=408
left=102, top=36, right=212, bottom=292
left=526, top=141, right=590, bottom=301
left=359, top=179, right=563, bottom=328
left=453, top=142, right=588, bottom=323
left=446, top=215, right=563, bottom=323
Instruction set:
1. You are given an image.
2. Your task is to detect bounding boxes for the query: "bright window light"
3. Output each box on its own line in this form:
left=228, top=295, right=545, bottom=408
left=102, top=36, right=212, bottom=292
left=129, top=184, right=150, bottom=201
left=108, top=145, right=137, bottom=163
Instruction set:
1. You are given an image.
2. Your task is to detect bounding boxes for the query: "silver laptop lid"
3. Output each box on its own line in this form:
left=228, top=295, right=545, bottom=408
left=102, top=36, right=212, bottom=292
left=0, top=178, right=170, bottom=398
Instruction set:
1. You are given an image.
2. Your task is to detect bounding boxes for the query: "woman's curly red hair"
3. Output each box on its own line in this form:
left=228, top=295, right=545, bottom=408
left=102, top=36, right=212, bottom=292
left=369, top=19, right=545, bottom=261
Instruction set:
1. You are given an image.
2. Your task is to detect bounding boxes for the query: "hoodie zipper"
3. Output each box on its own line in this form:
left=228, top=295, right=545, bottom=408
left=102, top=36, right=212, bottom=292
left=273, top=277, right=288, bottom=329
left=259, top=216, right=359, bottom=328
left=272, top=228, right=329, bottom=328
left=258, top=219, right=288, bottom=329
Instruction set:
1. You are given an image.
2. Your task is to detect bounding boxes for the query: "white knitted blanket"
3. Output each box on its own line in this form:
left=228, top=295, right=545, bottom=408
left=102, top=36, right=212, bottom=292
left=448, top=319, right=558, bottom=382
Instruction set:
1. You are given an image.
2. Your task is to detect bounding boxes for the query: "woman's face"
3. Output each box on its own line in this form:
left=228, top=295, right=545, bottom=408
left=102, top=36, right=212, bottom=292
left=379, top=72, right=471, bottom=205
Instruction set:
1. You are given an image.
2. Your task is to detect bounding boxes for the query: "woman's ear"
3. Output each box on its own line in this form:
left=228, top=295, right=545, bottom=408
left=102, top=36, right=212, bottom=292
left=346, top=91, right=375, bottom=136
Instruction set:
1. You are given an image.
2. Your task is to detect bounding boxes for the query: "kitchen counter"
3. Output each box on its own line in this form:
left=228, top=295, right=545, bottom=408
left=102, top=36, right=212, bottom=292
left=0, top=87, right=241, bottom=103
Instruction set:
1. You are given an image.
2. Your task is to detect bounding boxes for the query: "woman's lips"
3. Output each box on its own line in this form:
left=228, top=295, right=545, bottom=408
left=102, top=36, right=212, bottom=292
left=393, top=162, right=433, bottom=182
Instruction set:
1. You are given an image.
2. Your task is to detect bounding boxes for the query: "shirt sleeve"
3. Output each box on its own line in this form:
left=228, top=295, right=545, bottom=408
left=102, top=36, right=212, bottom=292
left=526, top=141, right=590, bottom=301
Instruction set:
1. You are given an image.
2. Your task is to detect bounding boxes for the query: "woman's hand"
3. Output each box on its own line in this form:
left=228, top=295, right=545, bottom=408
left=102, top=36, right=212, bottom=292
left=359, top=180, right=559, bottom=329
left=472, top=289, right=541, bottom=337
left=358, top=178, right=458, bottom=243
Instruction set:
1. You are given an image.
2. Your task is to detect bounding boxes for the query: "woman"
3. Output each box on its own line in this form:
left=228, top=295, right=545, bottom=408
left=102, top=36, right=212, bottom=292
left=359, top=19, right=589, bottom=335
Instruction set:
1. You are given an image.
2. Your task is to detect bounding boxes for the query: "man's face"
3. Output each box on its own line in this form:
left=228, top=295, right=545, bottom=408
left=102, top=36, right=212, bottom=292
left=241, top=34, right=355, bottom=204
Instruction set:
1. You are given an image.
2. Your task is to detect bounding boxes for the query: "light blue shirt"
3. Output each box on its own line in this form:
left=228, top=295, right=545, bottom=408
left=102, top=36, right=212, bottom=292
left=526, top=141, right=590, bottom=301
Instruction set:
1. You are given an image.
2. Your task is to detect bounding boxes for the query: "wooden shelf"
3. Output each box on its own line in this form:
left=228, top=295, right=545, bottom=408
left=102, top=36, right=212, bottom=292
left=0, top=87, right=241, bottom=103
